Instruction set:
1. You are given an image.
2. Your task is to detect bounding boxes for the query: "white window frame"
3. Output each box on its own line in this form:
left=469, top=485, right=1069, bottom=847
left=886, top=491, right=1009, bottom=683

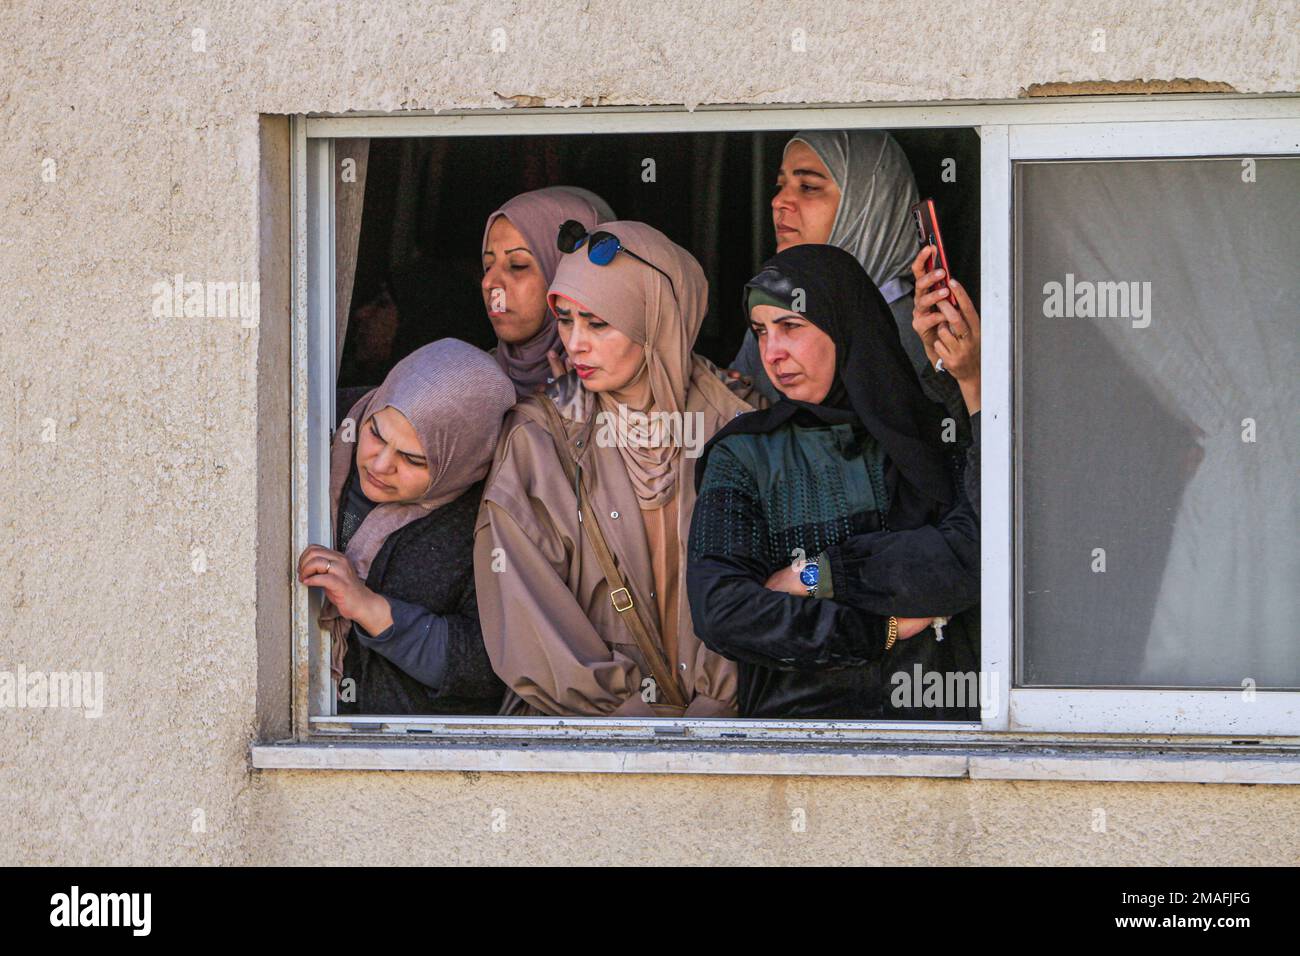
left=1006, top=117, right=1300, bottom=736
left=263, top=96, right=1300, bottom=780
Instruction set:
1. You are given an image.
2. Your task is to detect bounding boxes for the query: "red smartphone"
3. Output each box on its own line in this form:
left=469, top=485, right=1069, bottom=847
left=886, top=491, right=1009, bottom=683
left=910, top=198, right=954, bottom=306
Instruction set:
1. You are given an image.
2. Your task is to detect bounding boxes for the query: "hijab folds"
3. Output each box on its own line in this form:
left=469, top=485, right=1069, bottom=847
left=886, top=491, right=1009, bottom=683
left=784, top=129, right=920, bottom=304
left=733, top=130, right=924, bottom=403
left=735, top=244, right=954, bottom=510
left=546, top=220, right=730, bottom=510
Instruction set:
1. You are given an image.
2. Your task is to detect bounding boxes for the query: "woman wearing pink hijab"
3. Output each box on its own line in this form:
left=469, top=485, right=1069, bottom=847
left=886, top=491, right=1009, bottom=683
left=474, top=220, right=760, bottom=718
left=297, top=339, right=516, bottom=714
left=481, top=186, right=615, bottom=398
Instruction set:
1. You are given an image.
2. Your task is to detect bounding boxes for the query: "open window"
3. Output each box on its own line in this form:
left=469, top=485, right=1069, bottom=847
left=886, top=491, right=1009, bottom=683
left=284, top=102, right=1300, bottom=764
left=334, top=128, right=981, bottom=392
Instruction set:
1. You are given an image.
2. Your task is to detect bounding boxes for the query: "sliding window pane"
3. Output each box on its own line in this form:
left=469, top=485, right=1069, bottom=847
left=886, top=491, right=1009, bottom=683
left=1015, top=157, right=1300, bottom=688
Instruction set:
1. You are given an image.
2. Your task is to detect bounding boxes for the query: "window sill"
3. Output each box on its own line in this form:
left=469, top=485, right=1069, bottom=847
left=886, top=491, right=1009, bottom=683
left=251, top=739, right=1300, bottom=785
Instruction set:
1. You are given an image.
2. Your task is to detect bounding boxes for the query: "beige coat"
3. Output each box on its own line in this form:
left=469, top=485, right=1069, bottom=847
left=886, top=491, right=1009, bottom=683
left=474, top=364, right=760, bottom=718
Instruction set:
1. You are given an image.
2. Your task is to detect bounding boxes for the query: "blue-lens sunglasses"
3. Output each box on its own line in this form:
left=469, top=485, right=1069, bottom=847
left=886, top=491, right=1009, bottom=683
left=555, top=219, right=679, bottom=305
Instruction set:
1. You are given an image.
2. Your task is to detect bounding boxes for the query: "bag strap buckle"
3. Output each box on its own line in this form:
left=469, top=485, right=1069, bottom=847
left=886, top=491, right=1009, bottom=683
left=609, top=587, right=634, bottom=613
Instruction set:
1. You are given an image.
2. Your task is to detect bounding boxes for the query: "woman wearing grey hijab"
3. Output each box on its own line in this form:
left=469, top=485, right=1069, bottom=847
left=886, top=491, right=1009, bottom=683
left=734, top=130, right=949, bottom=401
left=736, top=130, right=983, bottom=516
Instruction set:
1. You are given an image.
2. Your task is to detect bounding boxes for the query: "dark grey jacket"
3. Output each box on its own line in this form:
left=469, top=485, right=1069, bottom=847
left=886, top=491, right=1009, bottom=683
left=334, top=387, right=504, bottom=715
left=337, top=475, right=505, bottom=716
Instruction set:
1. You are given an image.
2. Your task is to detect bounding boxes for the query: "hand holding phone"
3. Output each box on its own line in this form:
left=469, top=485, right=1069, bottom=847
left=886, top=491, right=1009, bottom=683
left=910, top=198, right=953, bottom=306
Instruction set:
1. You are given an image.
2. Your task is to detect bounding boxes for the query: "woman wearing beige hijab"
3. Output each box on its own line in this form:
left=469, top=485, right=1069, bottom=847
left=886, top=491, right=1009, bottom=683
left=473, top=220, right=762, bottom=717
left=298, top=339, right=517, bottom=714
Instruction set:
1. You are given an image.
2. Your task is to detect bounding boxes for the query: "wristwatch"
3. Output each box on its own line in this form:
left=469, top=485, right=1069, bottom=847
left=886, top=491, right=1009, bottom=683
left=799, top=560, right=820, bottom=597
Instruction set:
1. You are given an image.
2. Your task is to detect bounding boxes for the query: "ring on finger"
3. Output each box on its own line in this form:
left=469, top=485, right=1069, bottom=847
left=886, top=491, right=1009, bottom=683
left=324, top=560, right=333, bottom=573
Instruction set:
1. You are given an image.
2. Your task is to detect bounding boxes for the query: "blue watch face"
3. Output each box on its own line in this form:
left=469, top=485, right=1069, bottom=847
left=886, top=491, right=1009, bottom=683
left=799, top=562, right=820, bottom=587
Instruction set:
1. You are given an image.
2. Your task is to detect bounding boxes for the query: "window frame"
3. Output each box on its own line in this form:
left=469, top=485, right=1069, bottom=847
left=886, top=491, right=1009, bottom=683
left=1007, top=117, right=1300, bottom=736
left=281, top=96, right=1300, bottom=769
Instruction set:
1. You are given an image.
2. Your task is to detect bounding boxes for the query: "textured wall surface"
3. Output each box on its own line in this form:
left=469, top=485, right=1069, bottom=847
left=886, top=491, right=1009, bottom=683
left=1, top=0, right=1296, bottom=865
left=250, top=771, right=1300, bottom=866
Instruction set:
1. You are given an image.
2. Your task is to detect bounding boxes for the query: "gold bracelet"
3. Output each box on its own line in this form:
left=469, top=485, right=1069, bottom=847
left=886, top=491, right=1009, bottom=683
left=884, top=616, right=899, bottom=652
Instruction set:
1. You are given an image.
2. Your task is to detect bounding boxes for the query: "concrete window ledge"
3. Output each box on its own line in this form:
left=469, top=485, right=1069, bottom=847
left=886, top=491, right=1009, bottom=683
left=968, top=753, right=1300, bottom=785
left=250, top=742, right=1300, bottom=784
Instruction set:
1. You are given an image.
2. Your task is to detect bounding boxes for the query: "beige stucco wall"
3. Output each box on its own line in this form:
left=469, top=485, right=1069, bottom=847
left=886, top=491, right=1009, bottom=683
left=247, top=771, right=1300, bottom=866
left=1, top=0, right=1297, bottom=866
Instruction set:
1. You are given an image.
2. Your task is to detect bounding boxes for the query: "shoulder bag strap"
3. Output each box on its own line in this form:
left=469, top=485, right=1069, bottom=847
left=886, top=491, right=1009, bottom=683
left=534, top=397, right=687, bottom=710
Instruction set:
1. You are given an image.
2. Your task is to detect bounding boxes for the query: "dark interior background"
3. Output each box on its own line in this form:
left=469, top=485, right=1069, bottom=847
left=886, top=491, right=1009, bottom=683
left=339, top=128, right=981, bottom=389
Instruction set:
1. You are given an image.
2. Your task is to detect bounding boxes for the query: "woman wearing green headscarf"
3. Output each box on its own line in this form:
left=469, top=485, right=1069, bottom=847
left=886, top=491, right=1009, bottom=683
left=735, top=130, right=964, bottom=403
left=736, top=129, right=982, bottom=514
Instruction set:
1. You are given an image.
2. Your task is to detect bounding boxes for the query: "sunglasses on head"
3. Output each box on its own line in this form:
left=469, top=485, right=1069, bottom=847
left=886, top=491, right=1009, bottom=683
left=556, top=220, right=679, bottom=305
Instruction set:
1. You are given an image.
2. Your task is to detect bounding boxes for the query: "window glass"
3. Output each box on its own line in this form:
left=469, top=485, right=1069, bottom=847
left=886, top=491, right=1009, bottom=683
left=1015, top=157, right=1300, bottom=688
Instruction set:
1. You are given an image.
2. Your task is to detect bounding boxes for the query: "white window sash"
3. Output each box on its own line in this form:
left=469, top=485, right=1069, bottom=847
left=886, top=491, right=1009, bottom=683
left=292, top=121, right=338, bottom=731
left=1006, top=118, right=1300, bottom=736
left=979, top=124, right=1012, bottom=731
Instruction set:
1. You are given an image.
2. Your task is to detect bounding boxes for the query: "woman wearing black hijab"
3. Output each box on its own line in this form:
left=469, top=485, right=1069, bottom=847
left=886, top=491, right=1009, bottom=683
left=687, top=244, right=980, bottom=720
